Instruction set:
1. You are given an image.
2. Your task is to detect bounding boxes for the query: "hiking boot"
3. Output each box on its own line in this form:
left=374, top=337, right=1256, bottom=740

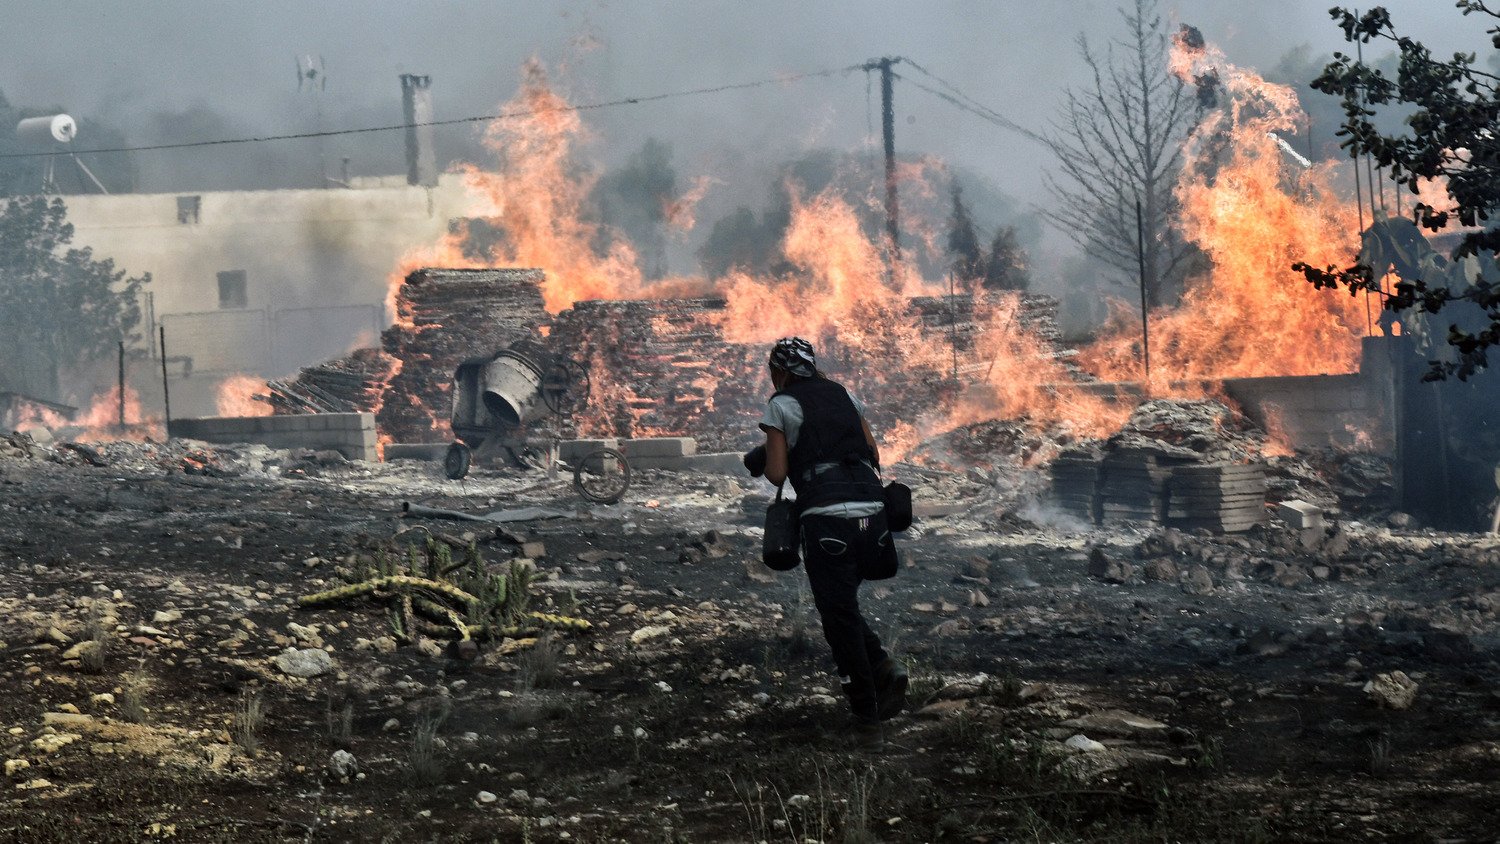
left=849, top=718, right=884, bottom=750
left=874, top=657, right=908, bottom=721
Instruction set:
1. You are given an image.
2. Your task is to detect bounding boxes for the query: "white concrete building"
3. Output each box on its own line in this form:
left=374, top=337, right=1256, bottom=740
left=58, top=173, right=471, bottom=416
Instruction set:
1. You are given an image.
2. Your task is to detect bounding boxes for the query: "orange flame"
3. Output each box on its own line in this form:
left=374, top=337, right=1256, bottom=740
left=385, top=60, right=711, bottom=318
left=215, top=375, right=273, bottom=417
left=1083, top=35, right=1372, bottom=386
left=378, top=46, right=1384, bottom=463
left=16, top=386, right=161, bottom=443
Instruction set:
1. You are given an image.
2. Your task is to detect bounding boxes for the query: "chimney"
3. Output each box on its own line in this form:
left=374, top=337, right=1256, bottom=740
left=400, top=74, right=438, bottom=187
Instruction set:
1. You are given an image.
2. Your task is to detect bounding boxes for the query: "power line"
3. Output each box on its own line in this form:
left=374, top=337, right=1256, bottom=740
left=0, top=63, right=868, bottom=160
left=892, top=60, right=1048, bottom=146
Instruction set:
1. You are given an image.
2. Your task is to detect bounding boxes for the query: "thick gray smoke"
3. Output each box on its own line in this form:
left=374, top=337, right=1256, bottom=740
left=2, top=1, right=1474, bottom=200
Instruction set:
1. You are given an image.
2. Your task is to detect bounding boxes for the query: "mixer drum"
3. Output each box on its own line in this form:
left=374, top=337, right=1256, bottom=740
left=480, top=350, right=544, bottom=426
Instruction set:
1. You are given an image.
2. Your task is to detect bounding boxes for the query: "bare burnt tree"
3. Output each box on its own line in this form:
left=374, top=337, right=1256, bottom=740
left=1044, top=0, right=1202, bottom=308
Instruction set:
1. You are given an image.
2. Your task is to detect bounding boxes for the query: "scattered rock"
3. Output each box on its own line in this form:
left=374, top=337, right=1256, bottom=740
left=329, top=749, right=359, bottom=780
left=1087, top=548, right=1134, bottom=584
left=1064, top=734, right=1106, bottom=752
left=630, top=625, right=671, bottom=644
left=962, top=556, right=991, bottom=579
left=287, top=622, right=323, bottom=648
left=1364, top=671, right=1418, bottom=710
left=1061, top=709, right=1167, bottom=736
left=61, top=641, right=101, bottom=662
left=1180, top=565, right=1214, bottom=596
left=477, top=790, right=498, bottom=804
left=273, top=647, right=334, bottom=678
left=1143, top=558, right=1180, bottom=583
left=914, top=699, right=969, bottom=719
left=152, top=609, right=183, bottom=625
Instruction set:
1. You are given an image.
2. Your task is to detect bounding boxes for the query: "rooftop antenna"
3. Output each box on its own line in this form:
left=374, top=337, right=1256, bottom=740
left=295, top=54, right=330, bottom=187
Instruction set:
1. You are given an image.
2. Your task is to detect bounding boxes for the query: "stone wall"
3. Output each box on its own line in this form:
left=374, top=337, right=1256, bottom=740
left=168, top=413, right=378, bottom=461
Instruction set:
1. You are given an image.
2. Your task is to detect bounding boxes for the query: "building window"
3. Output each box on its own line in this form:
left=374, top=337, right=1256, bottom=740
left=217, top=270, right=248, bottom=309
left=176, top=195, right=201, bottom=224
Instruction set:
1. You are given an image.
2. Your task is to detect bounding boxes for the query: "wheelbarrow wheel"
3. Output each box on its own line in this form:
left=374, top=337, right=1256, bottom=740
left=573, top=447, right=630, bottom=504
left=444, top=442, right=473, bottom=480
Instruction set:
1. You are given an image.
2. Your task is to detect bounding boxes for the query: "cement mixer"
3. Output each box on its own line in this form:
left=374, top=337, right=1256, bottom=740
left=444, top=346, right=629, bottom=502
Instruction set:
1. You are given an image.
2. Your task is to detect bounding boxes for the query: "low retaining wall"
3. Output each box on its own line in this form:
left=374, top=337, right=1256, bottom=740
left=1221, top=373, right=1383, bottom=450
left=168, top=413, right=378, bottom=461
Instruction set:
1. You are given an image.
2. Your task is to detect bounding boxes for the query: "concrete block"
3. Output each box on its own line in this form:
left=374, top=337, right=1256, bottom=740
left=559, top=438, right=618, bottom=464
left=623, top=455, right=693, bottom=471
left=1277, top=499, right=1325, bottom=530
left=223, top=417, right=259, bottom=435
left=621, top=437, right=696, bottom=458
left=383, top=443, right=450, bottom=462
left=914, top=501, right=967, bottom=518
left=681, top=452, right=745, bottom=475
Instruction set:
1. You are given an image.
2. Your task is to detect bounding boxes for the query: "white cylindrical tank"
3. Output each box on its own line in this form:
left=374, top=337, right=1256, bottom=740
left=16, top=114, right=77, bottom=147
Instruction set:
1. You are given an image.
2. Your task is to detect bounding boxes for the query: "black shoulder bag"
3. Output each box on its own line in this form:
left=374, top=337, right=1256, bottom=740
left=883, top=480, right=913, bottom=532
left=762, top=485, right=802, bottom=571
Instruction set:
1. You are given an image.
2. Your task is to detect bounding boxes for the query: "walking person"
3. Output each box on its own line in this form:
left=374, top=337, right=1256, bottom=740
left=744, top=337, right=907, bottom=748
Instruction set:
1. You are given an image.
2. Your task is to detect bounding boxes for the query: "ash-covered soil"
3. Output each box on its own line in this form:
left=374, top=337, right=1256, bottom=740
left=0, top=441, right=1497, bottom=842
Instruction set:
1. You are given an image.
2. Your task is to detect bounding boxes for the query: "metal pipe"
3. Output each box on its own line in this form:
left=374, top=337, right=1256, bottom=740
left=159, top=326, right=172, bottom=427
left=401, top=502, right=490, bottom=522
left=117, top=341, right=126, bottom=428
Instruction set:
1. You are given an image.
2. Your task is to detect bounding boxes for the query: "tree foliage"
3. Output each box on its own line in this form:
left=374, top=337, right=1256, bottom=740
left=1044, top=0, right=1204, bottom=307
left=1294, top=2, right=1500, bottom=379
left=946, top=182, right=984, bottom=285
left=0, top=197, right=149, bottom=385
left=984, top=226, right=1030, bottom=291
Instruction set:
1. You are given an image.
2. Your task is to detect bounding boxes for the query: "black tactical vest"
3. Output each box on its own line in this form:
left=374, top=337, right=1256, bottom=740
left=775, top=377, right=883, bottom=509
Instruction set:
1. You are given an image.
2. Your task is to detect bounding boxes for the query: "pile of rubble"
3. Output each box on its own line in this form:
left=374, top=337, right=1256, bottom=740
left=267, top=348, right=399, bottom=415
left=909, top=291, right=1075, bottom=374
left=548, top=298, right=764, bottom=450
left=271, top=269, right=551, bottom=442
left=1051, top=400, right=1274, bottom=531
left=377, top=269, right=552, bottom=442
left=0, top=430, right=352, bottom=479
left=265, top=268, right=1072, bottom=453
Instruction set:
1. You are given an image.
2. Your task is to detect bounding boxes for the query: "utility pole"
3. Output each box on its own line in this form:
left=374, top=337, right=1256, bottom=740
left=878, top=57, right=900, bottom=269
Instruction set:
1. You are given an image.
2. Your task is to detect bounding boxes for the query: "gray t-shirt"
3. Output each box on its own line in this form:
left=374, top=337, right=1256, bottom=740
left=759, top=392, right=883, bottom=519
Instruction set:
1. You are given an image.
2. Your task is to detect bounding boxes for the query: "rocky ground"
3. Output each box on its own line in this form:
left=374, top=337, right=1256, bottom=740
left=0, top=436, right=1497, bottom=842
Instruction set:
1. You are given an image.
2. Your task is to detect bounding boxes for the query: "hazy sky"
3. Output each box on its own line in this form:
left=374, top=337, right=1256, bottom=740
left=0, top=1, right=1483, bottom=266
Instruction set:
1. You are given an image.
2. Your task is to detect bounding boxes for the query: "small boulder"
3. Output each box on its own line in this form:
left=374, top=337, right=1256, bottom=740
left=1180, top=565, right=1215, bottom=596
left=1143, top=558, right=1180, bottom=583
left=1364, top=671, right=1418, bottom=710
left=329, top=749, right=359, bottom=780
left=1064, top=734, right=1106, bottom=752
left=273, top=647, right=334, bottom=678
left=1087, top=548, right=1134, bottom=584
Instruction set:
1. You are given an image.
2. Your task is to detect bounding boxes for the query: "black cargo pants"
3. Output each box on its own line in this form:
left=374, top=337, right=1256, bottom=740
left=800, top=511, right=898, bottom=722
